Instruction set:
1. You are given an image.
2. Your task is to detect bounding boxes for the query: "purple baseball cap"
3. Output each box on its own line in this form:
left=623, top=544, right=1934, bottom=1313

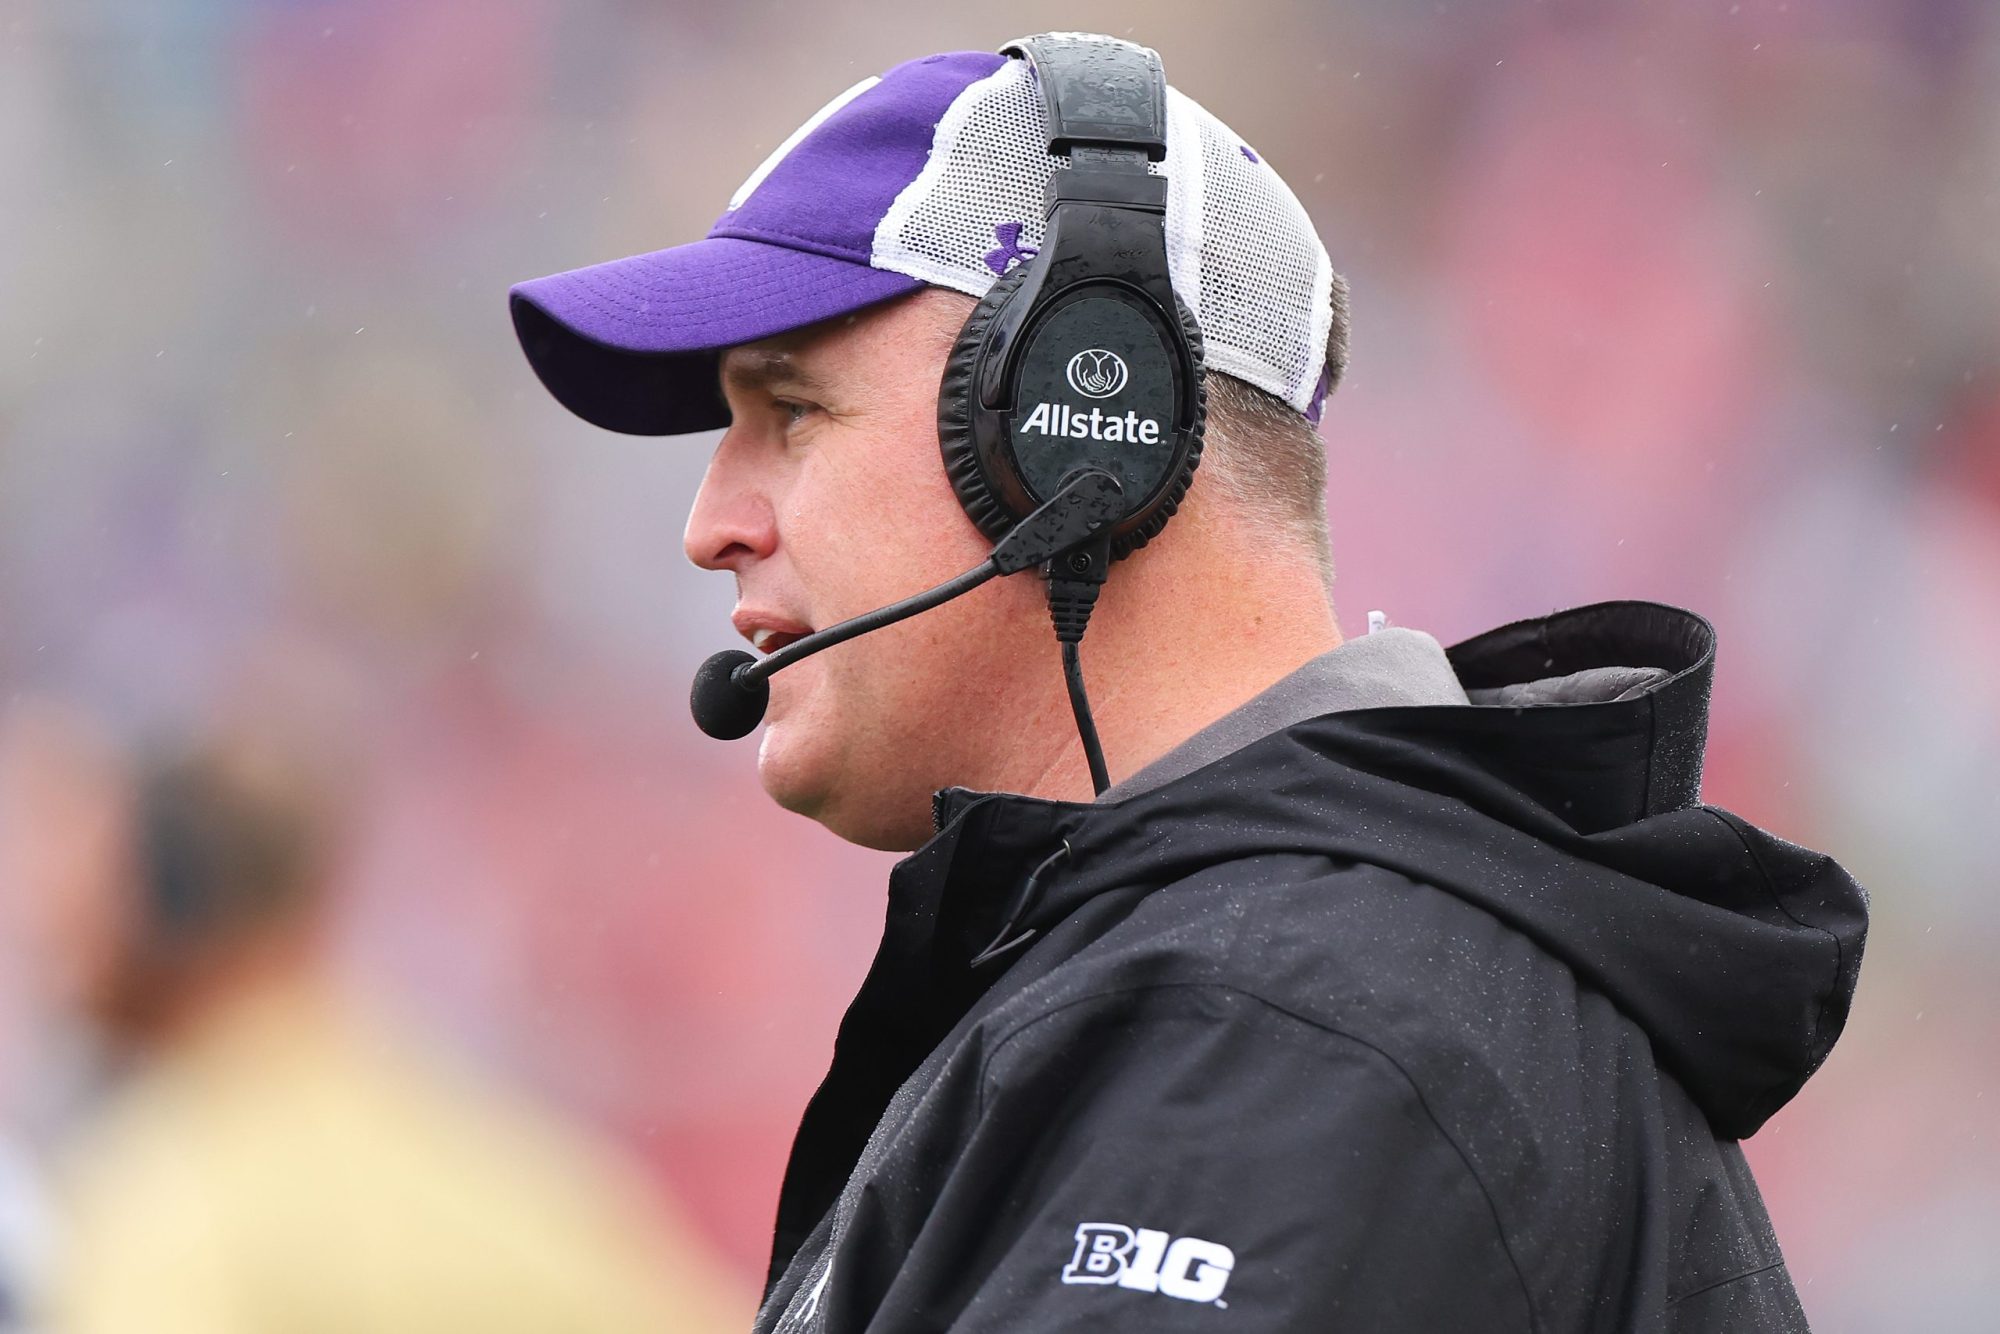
left=511, top=40, right=1340, bottom=435
left=511, top=52, right=1002, bottom=435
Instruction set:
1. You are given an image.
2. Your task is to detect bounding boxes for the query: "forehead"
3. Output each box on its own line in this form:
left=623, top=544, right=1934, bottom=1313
left=717, top=310, right=873, bottom=394
left=718, top=341, right=822, bottom=396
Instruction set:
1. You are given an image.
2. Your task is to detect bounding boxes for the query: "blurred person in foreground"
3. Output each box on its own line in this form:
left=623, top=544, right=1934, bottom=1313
left=0, top=702, right=744, bottom=1333
left=510, top=34, right=1869, bottom=1332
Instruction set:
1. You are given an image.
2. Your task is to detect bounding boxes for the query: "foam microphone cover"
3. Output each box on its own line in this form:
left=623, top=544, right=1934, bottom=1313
left=690, top=649, right=769, bottom=739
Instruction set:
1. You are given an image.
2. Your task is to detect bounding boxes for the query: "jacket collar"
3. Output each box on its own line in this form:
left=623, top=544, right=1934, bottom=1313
left=924, top=601, right=1725, bottom=962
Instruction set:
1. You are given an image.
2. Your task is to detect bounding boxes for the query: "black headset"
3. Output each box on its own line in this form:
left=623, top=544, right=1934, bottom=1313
left=693, top=34, right=1203, bottom=795
left=939, top=33, right=1206, bottom=563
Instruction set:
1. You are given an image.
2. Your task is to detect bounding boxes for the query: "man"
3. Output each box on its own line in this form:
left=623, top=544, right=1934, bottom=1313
left=0, top=699, right=745, bottom=1332
left=510, top=35, right=1868, bottom=1332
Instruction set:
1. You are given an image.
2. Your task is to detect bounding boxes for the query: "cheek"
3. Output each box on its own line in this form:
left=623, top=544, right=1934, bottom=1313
left=757, top=395, right=1045, bottom=792
left=758, top=550, right=1050, bottom=795
left=791, top=429, right=990, bottom=621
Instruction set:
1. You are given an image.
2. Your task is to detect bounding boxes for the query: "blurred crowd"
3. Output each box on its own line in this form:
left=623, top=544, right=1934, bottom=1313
left=0, top=0, right=1994, bottom=1329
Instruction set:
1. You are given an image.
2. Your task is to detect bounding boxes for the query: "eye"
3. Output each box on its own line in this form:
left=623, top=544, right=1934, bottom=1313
left=773, top=397, right=818, bottom=429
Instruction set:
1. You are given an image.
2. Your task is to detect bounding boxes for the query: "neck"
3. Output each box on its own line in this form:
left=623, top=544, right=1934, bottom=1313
left=1009, top=528, right=1341, bottom=805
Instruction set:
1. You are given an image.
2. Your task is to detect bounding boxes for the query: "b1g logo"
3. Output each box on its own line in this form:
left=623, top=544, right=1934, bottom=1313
left=1061, top=1223, right=1236, bottom=1306
left=1065, top=348, right=1129, bottom=399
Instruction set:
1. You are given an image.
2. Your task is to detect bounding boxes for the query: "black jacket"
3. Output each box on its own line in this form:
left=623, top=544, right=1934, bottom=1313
left=753, top=602, right=1869, bottom=1333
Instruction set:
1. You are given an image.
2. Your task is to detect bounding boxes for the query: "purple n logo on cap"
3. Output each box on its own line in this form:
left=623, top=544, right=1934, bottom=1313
left=710, top=51, right=1007, bottom=263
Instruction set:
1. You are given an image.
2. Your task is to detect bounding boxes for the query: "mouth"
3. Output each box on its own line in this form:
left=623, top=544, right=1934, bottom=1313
left=734, top=605, right=814, bottom=659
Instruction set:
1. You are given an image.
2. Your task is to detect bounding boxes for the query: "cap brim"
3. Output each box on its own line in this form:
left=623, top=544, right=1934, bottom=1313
left=510, top=237, right=924, bottom=436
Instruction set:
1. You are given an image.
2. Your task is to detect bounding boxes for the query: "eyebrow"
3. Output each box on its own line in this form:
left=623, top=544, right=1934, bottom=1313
left=720, top=349, right=829, bottom=398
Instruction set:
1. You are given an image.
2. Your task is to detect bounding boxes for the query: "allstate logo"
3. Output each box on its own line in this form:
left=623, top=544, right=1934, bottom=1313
left=1066, top=349, right=1128, bottom=399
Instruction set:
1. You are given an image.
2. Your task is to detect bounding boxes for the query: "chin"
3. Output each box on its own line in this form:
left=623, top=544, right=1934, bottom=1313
left=756, top=718, right=934, bottom=853
left=754, top=718, right=825, bottom=817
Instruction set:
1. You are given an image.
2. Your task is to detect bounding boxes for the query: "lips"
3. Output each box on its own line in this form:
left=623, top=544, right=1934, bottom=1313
left=750, top=627, right=806, bottom=655
left=733, top=609, right=814, bottom=658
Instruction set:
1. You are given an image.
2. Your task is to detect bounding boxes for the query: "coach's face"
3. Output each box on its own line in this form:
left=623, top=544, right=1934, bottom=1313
left=685, top=289, right=1052, bottom=850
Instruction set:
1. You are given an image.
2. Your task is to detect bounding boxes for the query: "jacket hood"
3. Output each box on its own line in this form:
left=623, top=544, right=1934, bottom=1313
left=933, top=601, right=1868, bottom=1139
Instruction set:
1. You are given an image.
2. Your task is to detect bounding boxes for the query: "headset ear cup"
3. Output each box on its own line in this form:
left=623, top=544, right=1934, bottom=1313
left=1107, top=288, right=1206, bottom=560
left=937, top=265, right=1036, bottom=545
left=939, top=272, right=1209, bottom=558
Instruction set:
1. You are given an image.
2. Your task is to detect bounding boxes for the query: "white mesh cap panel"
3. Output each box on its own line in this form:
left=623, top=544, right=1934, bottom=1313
left=871, top=56, right=1334, bottom=416
left=871, top=61, right=1046, bottom=293
left=872, top=61, right=1165, bottom=294
left=1158, top=85, right=1204, bottom=334
left=1184, top=101, right=1334, bottom=413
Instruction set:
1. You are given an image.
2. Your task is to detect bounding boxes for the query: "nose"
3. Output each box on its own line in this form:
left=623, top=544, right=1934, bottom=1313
left=683, top=428, right=778, bottom=573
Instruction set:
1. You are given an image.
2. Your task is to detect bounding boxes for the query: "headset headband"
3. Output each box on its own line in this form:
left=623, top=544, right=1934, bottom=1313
left=1000, top=33, right=1169, bottom=161
left=938, top=33, right=1204, bottom=562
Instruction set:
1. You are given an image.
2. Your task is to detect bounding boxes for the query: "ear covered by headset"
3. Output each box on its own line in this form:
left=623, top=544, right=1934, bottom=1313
left=940, top=267, right=1206, bottom=560
left=936, top=33, right=1208, bottom=565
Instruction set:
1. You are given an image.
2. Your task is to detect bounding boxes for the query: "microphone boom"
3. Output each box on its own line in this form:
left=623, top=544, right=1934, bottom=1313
left=688, top=470, right=1124, bottom=740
